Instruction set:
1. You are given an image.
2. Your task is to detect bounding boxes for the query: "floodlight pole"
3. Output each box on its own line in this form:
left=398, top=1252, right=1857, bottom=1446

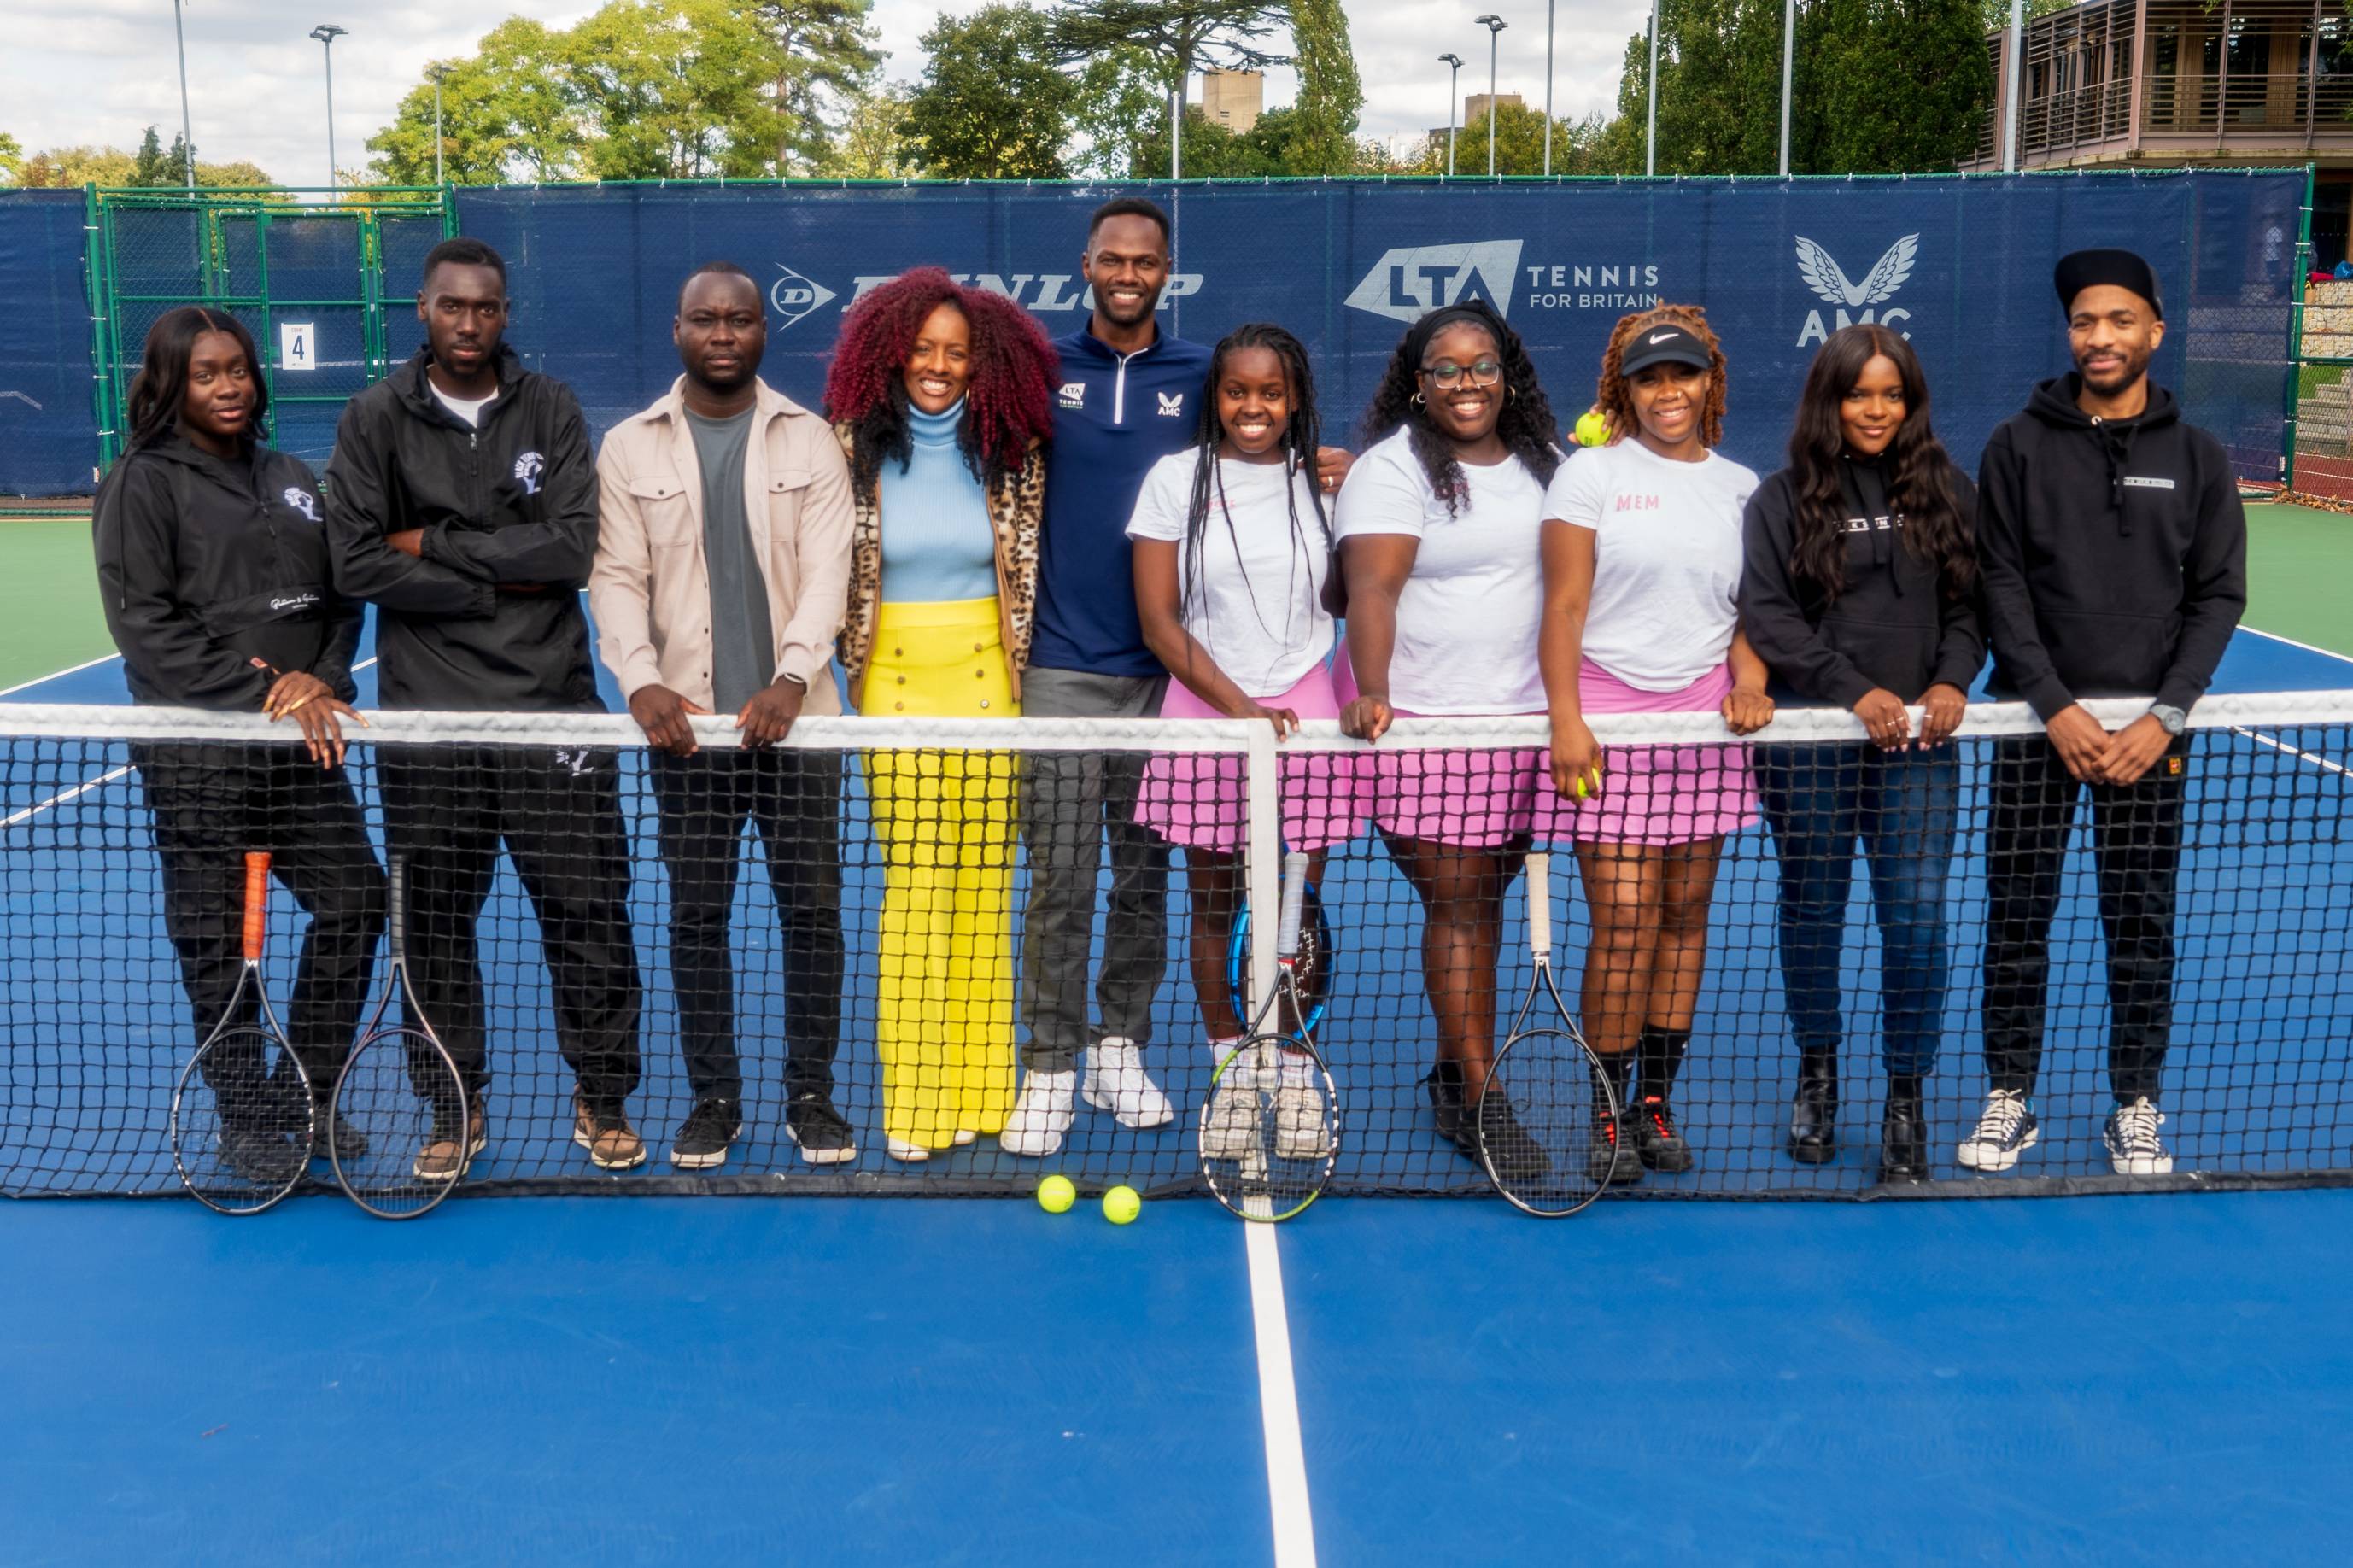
left=1440, top=53, right=1464, bottom=177
left=430, top=65, right=449, bottom=187
left=2003, top=0, right=2025, bottom=170
left=173, top=0, right=196, bottom=190
left=1647, top=0, right=1660, bottom=176
left=310, top=24, right=348, bottom=193
left=1475, top=15, right=1507, bottom=178
left=1543, top=0, right=1556, bottom=176
left=1171, top=74, right=1181, bottom=181
left=1779, top=0, right=1795, bottom=176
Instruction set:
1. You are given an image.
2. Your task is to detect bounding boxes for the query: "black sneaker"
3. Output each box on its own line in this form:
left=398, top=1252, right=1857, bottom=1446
left=1589, top=1106, right=1644, bottom=1187
left=670, top=1097, right=744, bottom=1171
left=1475, top=1095, right=1553, bottom=1185
left=1425, top=1062, right=1469, bottom=1147
left=784, top=1091, right=857, bottom=1167
left=313, top=1102, right=370, bottom=1162
left=217, top=1122, right=304, bottom=1186
left=1632, top=1094, right=1695, bottom=1173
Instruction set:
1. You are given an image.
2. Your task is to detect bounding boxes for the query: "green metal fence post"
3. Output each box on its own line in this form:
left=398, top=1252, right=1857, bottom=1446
left=83, top=184, right=120, bottom=475
left=2286, top=162, right=2315, bottom=492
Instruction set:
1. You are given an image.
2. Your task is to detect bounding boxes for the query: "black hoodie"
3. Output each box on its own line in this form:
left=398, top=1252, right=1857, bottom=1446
left=1976, top=374, right=2245, bottom=720
left=324, top=345, right=602, bottom=712
left=1740, top=456, right=1983, bottom=708
left=93, top=434, right=361, bottom=709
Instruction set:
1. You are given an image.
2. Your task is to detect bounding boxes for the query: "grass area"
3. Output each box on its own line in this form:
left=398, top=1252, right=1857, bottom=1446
left=0, top=519, right=112, bottom=691
left=2245, top=501, right=2353, bottom=659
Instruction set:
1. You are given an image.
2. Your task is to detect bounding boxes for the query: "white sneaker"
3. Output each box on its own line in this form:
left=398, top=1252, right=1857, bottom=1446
left=886, top=1137, right=931, bottom=1163
left=1956, top=1089, right=2040, bottom=1172
left=952, top=1129, right=976, bottom=1147
left=1000, top=1068, right=1077, bottom=1156
left=1083, top=1037, right=1175, bottom=1130
left=1273, top=1080, right=1329, bottom=1161
left=2104, top=1097, right=2173, bottom=1176
left=1201, top=1061, right=1265, bottom=1161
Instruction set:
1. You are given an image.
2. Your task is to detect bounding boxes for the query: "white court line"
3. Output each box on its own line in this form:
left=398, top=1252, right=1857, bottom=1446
left=2243, top=626, right=2353, bottom=668
left=2235, top=727, right=2353, bottom=779
left=0, top=652, right=121, bottom=699
left=1245, top=1223, right=1317, bottom=1568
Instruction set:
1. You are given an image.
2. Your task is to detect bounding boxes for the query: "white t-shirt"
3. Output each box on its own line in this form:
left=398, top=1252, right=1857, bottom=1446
left=431, top=383, right=498, bottom=429
left=1543, top=440, right=1759, bottom=692
left=1126, top=450, right=1335, bottom=696
left=1332, top=426, right=1548, bottom=714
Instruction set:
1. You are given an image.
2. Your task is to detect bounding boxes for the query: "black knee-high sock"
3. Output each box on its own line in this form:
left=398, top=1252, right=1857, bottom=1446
left=1637, top=1027, right=1691, bottom=1103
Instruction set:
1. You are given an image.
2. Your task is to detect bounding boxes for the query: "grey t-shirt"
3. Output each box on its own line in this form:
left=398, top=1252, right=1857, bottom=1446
left=684, top=406, right=775, bottom=712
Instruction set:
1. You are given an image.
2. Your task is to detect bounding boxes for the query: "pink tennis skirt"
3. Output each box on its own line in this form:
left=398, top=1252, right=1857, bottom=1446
left=1133, top=655, right=1368, bottom=856
left=1536, top=661, right=1759, bottom=846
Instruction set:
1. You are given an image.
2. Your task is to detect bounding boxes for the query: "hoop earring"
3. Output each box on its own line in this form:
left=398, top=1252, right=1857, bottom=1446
left=1411, top=390, right=1425, bottom=407
left=1507, top=385, right=1518, bottom=403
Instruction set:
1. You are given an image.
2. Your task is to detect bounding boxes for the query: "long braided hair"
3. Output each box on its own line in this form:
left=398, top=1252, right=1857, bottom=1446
left=1593, top=302, right=1729, bottom=450
left=1784, top=323, right=1974, bottom=600
left=1358, top=300, right=1560, bottom=517
left=1179, top=323, right=1329, bottom=639
left=822, top=266, right=1057, bottom=500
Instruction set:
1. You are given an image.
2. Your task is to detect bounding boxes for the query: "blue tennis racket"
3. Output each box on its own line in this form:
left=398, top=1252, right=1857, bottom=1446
left=1224, top=878, right=1333, bottom=1039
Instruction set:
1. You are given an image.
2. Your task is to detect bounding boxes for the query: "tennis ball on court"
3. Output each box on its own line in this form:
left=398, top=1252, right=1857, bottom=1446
left=1102, top=1185, right=1143, bottom=1225
left=1574, top=409, right=1609, bottom=447
left=1037, top=1174, right=1077, bottom=1214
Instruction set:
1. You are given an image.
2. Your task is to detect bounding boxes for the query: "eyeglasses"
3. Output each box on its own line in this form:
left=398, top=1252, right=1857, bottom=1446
left=1419, top=358, right=1503, bottom=389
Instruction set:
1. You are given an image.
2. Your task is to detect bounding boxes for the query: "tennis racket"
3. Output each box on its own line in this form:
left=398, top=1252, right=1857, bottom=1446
left=1200, top=851, right=1340, bottom=1222
left=168, top=851, right=310, bottom=1214
left=1223, top=877, right=1335, bottom=1039
left=1478, top=851, right=1618, bottom=1216
left=331, top=853, right=469, bottom=1220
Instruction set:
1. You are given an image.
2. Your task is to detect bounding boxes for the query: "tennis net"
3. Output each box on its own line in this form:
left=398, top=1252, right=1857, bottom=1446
left=2, top=692, right=2347, bottom=1201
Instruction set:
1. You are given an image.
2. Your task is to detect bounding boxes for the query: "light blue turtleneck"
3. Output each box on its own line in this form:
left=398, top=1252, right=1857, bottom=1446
left=878, top=400, right=998, bottom=604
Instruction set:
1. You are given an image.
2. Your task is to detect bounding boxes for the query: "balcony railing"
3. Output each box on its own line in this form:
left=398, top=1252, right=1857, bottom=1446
left=1975, top=70, right=2353, bottom=163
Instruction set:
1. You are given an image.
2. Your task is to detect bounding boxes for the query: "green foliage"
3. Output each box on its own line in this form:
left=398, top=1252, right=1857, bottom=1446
left=1450, top=102, right=1624, bottom=177
left=569, top=0, right=790, bottom=178
left=0, top=132, right=20, bottom=185
left=1285, top=0, right=1361, bottom=174
left=367, top=21, right=587, bottom=184
left=11, top=133, right=276, bottom=190
left=1068, top=46, right=1168, bottom=178
left=901, top=4, right=1079, bottom=178
left=749, top=0, right=883, bottom=171
left=821, top=83, right=920, bottom=177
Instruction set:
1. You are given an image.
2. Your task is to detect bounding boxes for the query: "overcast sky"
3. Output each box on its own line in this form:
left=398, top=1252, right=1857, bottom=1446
left=3, top=0, right=1641, bottom=184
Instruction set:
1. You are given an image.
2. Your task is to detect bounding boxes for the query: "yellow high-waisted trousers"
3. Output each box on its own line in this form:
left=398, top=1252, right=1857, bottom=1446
left=859, top=597, right=1018, bottom=1148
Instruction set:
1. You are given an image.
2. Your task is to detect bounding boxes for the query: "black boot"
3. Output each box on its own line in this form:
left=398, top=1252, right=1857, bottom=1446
left=1425, top=1061, right=1472, bottom=1154
left=1788, top=1048, right=1838, bottom=1164
left=1877, top=1074, right=1928, bottom=1183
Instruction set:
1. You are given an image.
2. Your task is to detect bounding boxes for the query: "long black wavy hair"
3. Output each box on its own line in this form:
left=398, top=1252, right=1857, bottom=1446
left=1786, top=324, right=1974, bottom=600
left=125, top=307, right=269, bottom=453
left=1359, top=300, right=1559, bottom=515
left=1179, top=323, right=1330, bottom=636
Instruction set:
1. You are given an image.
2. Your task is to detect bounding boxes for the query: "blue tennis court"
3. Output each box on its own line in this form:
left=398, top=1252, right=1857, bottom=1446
left=5, top=623, right=2351, bottom=1564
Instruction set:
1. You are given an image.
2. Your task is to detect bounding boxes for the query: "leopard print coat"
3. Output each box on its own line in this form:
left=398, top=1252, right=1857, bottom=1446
left=834, top=423, right=1045, bottom=703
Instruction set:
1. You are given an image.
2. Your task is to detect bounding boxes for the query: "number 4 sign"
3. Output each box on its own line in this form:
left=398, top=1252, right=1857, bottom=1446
left=278, top=322, right=317, bottom=372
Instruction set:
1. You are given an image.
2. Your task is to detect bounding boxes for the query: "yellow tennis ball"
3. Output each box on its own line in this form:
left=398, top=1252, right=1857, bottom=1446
left=1037, top=1174, right=1076, bottom=1214
left=1102, top=1185, right=1142, bottom=1225
left=1574, top=410, right=1609, bottom=447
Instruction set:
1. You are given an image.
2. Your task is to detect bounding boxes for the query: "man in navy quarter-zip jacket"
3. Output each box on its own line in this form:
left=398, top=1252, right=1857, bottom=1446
left=326, top=236, right=647, bottom=1181
left=1960, top=246, right=2245, bottom=1182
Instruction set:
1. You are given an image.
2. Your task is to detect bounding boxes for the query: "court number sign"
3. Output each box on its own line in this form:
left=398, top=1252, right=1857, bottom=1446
left=279, top=323, right=318, bottom=372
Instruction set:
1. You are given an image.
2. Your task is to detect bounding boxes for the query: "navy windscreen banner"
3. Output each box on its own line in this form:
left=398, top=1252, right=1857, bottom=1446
left=0, top=190, right=101, bottom=494
left=454, top=172, right=2298, bottom=483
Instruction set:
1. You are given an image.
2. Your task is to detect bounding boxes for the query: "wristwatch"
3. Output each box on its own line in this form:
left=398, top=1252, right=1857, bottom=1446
left=2149, top=704, right=2187, bottom=736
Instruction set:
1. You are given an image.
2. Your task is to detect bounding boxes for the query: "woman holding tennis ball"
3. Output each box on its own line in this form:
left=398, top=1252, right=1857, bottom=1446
left=1334, top=298, right=1560, bottom=1181
left=1737, top=324, right=1981, bottom=1184
left=1536, top=304, right=1773, bottom=1186
left=1128, top=323, right=1361, bottom=1159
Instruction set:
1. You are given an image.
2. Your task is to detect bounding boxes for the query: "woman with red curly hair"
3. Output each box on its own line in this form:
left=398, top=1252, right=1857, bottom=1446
left=825, top=267, right=1057, bottom=1161
left=1537, top=304, right=1774, bottom=1186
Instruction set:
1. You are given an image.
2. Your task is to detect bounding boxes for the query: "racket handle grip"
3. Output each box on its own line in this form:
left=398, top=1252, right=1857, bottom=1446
left=386, top=853, right=406, bottom=939
left=1276, top=850, right=1310, bottom=957
left=242, top=851, right=271, bottom=963
left=1526, top=852, right=1551, bottom=956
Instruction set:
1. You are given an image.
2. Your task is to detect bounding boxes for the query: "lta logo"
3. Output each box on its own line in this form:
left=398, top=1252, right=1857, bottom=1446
left=1794, top=234, right=1918, bottom=346
left=1343, top=242, right=1524, bottom=323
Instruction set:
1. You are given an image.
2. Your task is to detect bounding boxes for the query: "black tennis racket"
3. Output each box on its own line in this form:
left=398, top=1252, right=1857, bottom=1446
left=169, top=851, right=310, bottom=1214
left=1223, top=878, right=1334, bottom=1038
left=331, top=853, right=468, bottom=1219
left=1200, top=851, right=1340, bottom=1222
left=1478, top=851, right=1618, bottom=1216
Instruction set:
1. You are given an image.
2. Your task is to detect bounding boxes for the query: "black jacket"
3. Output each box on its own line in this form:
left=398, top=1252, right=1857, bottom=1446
left=94, top=435, right=361, bottom=709
left=1740, top=458, right=1984, bottom=708
left=325, top=345, right=603, bottom=711
left=1976, top=375, right=2246, bottom=719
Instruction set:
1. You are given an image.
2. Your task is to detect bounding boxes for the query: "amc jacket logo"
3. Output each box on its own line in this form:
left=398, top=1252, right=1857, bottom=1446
left=1156, top=392, right=1185, bottom=418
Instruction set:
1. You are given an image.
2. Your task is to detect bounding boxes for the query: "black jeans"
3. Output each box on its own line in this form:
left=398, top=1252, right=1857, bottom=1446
left=1983, top=734, right=2188, bottom=1103
left=650, top=747, right=846, bottom=1103
left=134, top=742, right=386, bottom=1101
left=378, top=743, right=643, bottom=1114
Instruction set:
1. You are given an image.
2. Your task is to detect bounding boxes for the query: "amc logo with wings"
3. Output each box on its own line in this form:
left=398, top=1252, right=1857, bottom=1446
left=1793, top=234, right=1919, bottom=347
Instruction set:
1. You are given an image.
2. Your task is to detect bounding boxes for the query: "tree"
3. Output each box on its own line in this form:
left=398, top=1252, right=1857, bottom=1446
left=821, top=83, right=920, bottom=177
left=900, top=5, right=1079, bottom=178
left=1285, top=0, right=1361, bottom=174
left=132, top=126, right=173, bottom=187
left=0, top=132, right=20, bottom=185
left=749, top=0, right=883, bottom=172
left=1068, top=45, right=1167, bottom=178
left=1047, top=0, right=1288, bottom=176
left=1452, top=102, right=1620, bottom=177
left=566, top=0, right=791, bottom=179
left=11, top=143, right=277, bottom=190
left=366, top=21, right=587, bottom=184
left=1812, top=0, right=1995, bottom=173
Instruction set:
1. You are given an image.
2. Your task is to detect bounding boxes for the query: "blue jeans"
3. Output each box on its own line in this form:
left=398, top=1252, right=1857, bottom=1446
left=1756, top=744, right=1960, bottom=1078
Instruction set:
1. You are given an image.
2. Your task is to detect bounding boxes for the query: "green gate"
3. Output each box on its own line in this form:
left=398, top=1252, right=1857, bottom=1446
left=85, top=186, right=454, bottom=471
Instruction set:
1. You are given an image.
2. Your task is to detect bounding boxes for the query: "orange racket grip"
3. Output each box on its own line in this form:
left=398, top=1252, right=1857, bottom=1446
left=242, top=851, right=272, bottom=963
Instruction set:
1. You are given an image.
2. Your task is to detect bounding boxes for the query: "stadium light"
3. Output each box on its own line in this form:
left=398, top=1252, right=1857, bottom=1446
left=172, top=1, right=196, bottom=192
left=429, top=63, right=452, bottom=188
left=1439, top=53, right=1464, bottom=178
left=1474, top=15, right=1507, bottom=179
left=309, top=23, right=347, bottom=194
left=1779, top=0, right=1795, bottom=177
